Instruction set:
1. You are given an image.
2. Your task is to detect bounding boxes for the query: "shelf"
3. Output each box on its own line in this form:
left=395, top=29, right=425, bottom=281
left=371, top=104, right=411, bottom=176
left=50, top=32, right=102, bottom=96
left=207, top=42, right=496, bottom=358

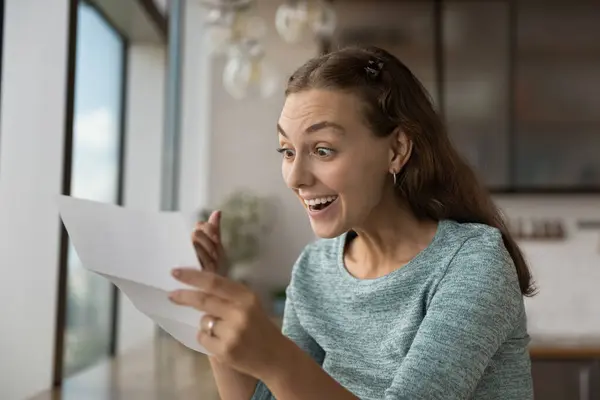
left=490, top=187, right=600, bottom=195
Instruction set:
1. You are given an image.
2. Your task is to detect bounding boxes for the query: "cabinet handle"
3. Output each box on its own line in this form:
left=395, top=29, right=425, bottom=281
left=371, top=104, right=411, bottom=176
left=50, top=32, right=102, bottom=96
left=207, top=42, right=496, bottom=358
left=578, top=365, right=591, bottom=400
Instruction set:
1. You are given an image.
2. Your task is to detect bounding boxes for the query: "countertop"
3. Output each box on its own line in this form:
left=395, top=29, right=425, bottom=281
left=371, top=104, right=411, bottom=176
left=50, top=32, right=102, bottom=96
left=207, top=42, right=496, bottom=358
left=30, top=334, right=220, bottom=400
left=29, top=334, right=600, bottom=399
left=529, top=336, right=600, bottom=359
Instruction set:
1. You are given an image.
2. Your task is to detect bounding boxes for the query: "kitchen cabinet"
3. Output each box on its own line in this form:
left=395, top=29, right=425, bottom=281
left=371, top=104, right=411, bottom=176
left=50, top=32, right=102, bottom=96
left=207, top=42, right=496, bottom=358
left=532, top=359, right=600, bottom=400
left=530, top=342, right=600, bottom=400
left=442, top=1, right=511, bottom=188
left=443, top=0, right=600, bottom=192
left=512, top=1, right=600, bottom=191
left=328, top=0, right=600, bottom=193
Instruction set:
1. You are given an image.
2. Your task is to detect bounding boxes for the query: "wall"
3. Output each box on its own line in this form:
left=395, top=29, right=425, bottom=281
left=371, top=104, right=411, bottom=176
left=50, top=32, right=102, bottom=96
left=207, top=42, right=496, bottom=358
left=207, top=0, right=318, bottom=299
left=178, top=0, right=213, bottom=225
left=0, top=1, right=70, bottom=399
left=0, top=2, right=168, bottom=398
left=125, top=0, right=216, bottom=348
left=205, top=1, right=600, bottom=336
left=117, top=44, right=166, bottom=354
left=494, top=195, right=600, bottom=338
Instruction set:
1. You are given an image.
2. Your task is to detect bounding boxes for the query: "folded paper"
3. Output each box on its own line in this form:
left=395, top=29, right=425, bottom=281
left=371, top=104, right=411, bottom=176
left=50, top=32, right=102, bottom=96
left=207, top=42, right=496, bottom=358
left=57, top=195, right=208, bottom=353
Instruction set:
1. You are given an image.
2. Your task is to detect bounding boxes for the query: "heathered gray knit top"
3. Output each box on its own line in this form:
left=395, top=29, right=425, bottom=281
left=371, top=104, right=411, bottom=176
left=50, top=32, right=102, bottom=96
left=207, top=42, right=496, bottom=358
left=252, top=219, right=533, bottom=400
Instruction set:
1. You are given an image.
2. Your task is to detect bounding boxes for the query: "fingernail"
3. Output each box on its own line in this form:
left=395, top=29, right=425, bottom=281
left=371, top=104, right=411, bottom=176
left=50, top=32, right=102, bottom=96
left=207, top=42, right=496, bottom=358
left=172, top=269, right=181, bottom=278
left=168, top=292, right=176, bottom=301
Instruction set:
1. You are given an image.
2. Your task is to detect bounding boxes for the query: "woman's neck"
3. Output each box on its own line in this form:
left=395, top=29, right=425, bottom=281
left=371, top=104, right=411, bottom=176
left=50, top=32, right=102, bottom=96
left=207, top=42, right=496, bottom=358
left=345, top=197, right=438, bottom=280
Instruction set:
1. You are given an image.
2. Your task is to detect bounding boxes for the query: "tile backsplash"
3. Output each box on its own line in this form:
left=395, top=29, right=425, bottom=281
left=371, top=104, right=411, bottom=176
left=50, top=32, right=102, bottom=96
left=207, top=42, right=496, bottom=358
left=494, top=195, right=600, bottom=338
left=520, top=232, right=600, bottom=338
left=506, top=217, right=567, bottom=240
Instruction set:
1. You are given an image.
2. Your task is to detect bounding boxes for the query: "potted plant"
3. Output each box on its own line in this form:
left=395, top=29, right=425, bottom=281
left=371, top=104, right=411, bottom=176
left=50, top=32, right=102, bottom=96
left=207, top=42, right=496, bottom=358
left=271, top=287, right=287, bottom=317
left=199, top=189, right=272, bottom=283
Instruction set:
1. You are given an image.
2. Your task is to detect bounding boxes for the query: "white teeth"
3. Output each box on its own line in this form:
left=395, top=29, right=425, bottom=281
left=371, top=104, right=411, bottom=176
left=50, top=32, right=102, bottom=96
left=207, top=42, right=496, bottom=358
left=303, top=196, right=338, bottom=206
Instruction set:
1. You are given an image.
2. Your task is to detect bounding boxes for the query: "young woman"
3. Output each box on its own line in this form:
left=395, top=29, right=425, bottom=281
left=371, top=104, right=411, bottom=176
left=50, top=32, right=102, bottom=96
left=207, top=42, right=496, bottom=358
left=168, top=46, right=535, bottom=400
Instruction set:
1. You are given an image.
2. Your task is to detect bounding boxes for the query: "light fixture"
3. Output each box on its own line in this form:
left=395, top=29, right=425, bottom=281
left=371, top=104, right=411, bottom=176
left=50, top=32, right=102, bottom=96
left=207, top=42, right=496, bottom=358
left=308, top=1, right=336, bottom=38
left=275, top=0, right=336, bottom=44
left=232, top=7, right=268, bottom=42
left=202, top=0, right=266, bottom=55
left=198, top=0, right=253, bottom=8
left=275, top=1, right=309, bottom=44
left=223, top=40, right=280, bottom=100
left=204, top=8, right=236, bottom=55
left=200, top=0, right=287, bottom=100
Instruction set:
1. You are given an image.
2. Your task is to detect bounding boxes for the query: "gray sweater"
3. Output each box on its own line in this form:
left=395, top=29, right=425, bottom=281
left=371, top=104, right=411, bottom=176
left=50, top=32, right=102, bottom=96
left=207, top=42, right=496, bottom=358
left=252, top=220, right=533, bottom=399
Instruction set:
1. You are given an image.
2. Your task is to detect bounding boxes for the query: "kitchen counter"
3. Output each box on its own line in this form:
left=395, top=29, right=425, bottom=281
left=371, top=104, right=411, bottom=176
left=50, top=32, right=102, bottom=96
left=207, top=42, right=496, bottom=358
left=30, top=334, right=600, bottom=399
left=29, top=334, right=220, bottom=400
left=530, top=337, right=600, bottom=359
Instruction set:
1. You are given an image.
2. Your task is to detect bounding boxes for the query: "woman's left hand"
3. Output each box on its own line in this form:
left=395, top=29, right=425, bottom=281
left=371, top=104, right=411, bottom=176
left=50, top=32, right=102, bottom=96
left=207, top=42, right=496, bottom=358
left=168, top=268, right=286, bottom=380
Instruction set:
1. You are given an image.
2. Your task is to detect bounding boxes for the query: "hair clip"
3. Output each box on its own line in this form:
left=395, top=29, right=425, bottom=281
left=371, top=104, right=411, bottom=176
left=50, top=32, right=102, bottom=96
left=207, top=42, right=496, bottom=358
left=365, top=58, right=384, bottom=78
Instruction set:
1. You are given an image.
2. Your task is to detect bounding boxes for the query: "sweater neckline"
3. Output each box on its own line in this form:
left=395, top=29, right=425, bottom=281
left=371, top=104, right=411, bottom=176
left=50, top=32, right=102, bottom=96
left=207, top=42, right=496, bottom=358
left=336, top=220, right=448, bottom=286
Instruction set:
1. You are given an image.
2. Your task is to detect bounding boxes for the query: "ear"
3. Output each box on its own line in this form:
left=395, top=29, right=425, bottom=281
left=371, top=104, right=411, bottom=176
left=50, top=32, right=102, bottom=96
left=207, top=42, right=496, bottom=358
left=388, top=128, right=413, bottom=174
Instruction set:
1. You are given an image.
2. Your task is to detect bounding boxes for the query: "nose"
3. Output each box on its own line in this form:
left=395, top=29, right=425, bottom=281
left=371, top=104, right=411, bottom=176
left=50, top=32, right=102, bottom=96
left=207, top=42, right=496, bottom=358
left=283, top=155, right=314, bottom=189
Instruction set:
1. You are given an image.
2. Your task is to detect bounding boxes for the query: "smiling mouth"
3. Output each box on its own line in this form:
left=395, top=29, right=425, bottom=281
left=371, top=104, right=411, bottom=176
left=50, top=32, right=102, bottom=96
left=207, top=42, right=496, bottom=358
left=304, top=196, right=338, bottom=212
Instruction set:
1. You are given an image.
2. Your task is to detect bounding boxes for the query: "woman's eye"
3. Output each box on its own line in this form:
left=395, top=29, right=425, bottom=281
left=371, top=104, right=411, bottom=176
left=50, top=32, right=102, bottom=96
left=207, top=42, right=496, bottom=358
left=276, top=148, right=295, bottom=159
left=315, top=147, right=335, bottom=158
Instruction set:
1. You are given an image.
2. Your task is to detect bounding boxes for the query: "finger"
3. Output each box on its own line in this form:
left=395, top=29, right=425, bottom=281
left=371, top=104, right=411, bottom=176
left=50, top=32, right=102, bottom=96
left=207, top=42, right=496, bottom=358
left=172, top=268, right=244, bottom=302
left=193, top=229, right=219, bottom=260
left=197, top=324, right=222, bottom=355
left=207, top=210, right=221, bottom=237
left=197, top=315, right=222, bottom=354
left=199, top=314, right=224, bottom=337
left=199, top=219, right=220, bottom=244
left=192, top=239, right=216, bottom=272
left=169, top=289, right=231, bottom=318
left=196, top=220, right=225, bottom=261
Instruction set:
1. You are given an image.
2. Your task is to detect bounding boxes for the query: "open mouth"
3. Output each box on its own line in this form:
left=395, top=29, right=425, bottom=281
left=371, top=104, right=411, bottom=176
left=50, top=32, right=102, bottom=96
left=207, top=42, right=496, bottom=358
left=304, top=196, right=338, bottom=212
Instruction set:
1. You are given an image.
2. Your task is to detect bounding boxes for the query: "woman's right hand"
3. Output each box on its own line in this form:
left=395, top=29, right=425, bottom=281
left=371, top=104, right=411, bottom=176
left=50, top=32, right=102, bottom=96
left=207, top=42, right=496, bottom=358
left=192, top=210, right=228, bottom=276
left=190, top=211, right=259, bottom=399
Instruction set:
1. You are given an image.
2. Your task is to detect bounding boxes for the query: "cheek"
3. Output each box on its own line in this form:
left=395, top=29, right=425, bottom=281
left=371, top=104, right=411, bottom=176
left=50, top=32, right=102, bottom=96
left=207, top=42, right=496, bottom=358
left=281, top=162, right=292, bottom=187
left=312, top=161, right=347, bottom=191
left=338, top=156, right=388, bottom=206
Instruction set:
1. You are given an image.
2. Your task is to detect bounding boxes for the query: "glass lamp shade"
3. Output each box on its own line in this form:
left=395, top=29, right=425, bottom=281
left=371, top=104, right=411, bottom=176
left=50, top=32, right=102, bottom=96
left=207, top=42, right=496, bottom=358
left=204, top=8, right=236, bottom=55
left=205, top=5, right=268, bottom=55
left=232, top=10, right=267, bottom=42
left=275, top=2, right=309, bottom=44
left=223, top=43, right=280, bottom=99
left=308, top=1, right=336, bottom=38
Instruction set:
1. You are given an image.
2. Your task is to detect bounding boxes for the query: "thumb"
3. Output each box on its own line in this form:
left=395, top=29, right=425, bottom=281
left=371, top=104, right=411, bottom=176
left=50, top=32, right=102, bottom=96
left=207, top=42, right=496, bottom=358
left=208, top=210, right=221, bottom=234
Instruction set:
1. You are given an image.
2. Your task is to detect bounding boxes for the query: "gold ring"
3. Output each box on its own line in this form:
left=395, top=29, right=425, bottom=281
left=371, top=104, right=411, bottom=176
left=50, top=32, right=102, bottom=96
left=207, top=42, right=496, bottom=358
left=206, top=317, right=216, bottom=337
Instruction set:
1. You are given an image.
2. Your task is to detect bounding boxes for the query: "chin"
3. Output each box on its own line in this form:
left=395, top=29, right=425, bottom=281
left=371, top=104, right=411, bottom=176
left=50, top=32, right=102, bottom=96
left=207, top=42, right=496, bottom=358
left=309, top=220, right=347, bottom=239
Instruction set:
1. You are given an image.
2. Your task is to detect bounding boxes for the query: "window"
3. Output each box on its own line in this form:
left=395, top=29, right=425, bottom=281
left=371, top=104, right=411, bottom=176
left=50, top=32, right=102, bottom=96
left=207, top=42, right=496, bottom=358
left=61, top=1, right=127, bottom=378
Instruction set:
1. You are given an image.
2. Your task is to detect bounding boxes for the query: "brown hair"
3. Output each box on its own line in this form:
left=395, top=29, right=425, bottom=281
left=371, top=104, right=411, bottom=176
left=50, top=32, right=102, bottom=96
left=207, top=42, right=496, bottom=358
left=286, top=45, right=535, bottom=297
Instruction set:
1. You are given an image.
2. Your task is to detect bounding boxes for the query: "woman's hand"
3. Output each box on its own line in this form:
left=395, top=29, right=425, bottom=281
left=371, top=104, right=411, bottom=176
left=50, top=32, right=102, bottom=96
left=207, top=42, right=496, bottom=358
left=192, top=210, right=228, bottom=276
left=168, top=268, right=286, bottom=381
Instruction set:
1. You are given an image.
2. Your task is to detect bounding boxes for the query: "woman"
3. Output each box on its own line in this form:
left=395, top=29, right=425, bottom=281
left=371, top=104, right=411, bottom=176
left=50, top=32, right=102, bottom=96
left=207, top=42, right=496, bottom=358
left=168, top=46, right=535, bottom=400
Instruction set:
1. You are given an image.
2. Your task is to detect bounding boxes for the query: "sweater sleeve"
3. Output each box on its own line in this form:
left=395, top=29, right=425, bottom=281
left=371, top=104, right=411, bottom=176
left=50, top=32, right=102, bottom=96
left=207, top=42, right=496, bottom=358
left=251, top=264, right=326, bottom=399
left=384, top=232, right=527, bottom=400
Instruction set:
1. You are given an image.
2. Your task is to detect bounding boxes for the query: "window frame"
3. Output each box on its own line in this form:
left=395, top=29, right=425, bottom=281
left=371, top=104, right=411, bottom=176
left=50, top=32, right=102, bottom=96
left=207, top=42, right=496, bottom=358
left=52, top=0, right=130, bottom=386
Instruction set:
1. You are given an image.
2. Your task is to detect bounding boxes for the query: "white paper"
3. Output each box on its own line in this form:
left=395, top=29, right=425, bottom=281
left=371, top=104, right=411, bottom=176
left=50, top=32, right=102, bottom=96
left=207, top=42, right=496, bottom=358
left=57, top=195, right=208, bottom=354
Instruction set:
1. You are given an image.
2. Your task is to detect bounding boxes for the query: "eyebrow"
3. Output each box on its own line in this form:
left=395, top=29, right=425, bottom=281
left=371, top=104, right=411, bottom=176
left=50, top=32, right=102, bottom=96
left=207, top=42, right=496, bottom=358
left=277, top=121, right=346, bottom=138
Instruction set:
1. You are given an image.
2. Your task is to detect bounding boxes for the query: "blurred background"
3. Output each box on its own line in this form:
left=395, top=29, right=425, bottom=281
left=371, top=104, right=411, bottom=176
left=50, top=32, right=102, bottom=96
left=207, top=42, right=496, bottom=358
left=0, top=0, right=599, bottom=399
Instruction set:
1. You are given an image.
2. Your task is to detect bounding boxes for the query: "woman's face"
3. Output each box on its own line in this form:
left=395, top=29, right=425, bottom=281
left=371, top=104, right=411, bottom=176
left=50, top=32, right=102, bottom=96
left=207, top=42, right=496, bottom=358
left=277, top=89, right=395, bottom=238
